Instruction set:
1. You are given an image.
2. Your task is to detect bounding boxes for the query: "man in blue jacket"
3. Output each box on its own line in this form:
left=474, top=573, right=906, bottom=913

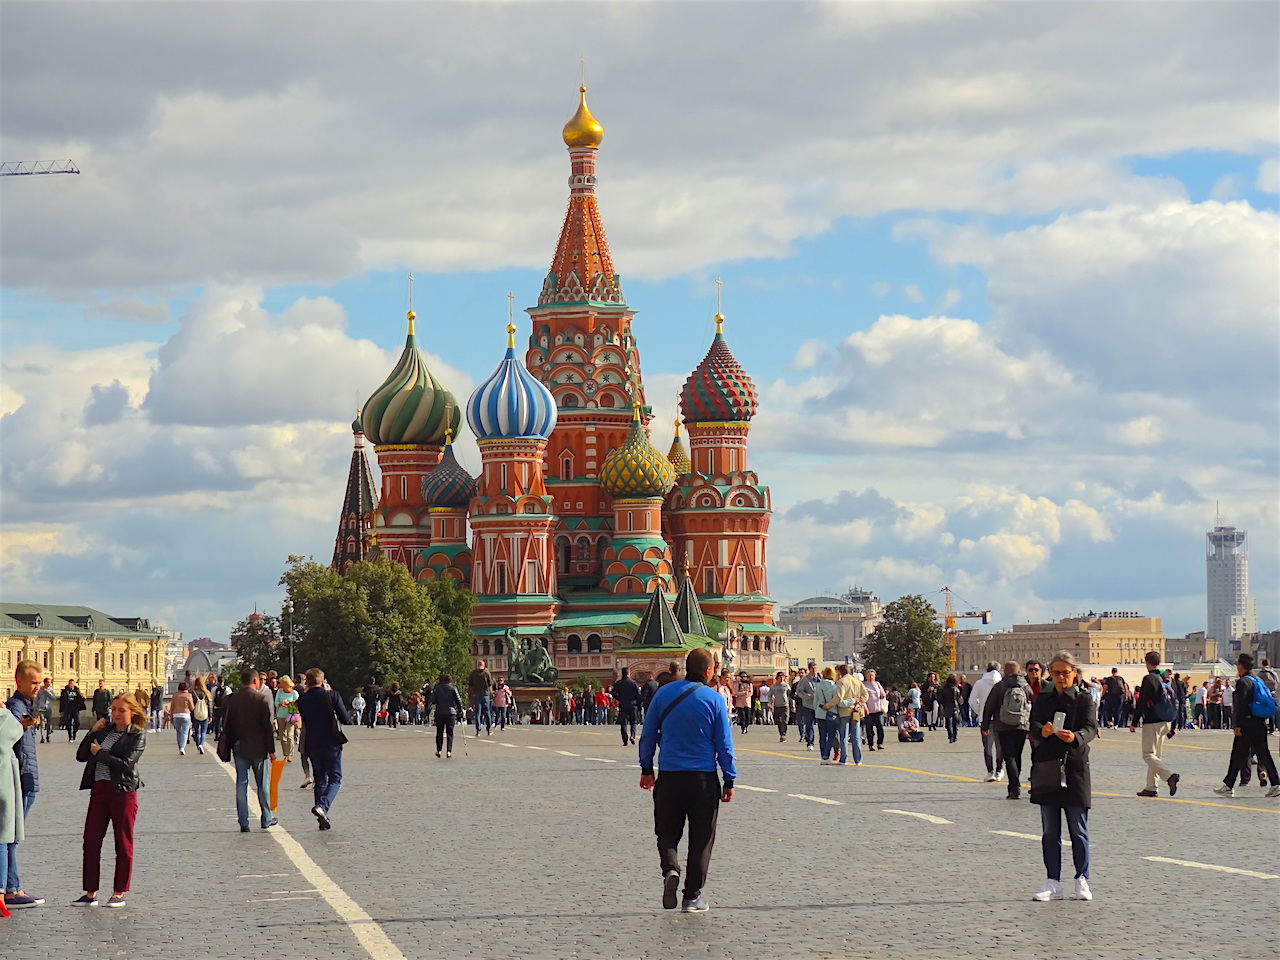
left=5, top=660, right=45, bottom=909
left=638, top=647, right=736, bottom=914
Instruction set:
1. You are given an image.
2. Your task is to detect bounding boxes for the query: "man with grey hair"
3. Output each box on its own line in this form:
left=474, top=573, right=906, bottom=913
left=969, top=661, right=1004, bottom=782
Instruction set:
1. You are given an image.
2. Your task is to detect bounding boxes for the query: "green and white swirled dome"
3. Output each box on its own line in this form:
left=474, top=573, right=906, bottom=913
left=362, top=310, right=461, bottom=446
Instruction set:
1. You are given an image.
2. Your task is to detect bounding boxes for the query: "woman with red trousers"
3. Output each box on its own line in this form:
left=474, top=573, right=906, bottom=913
left=74, top=693, right=147, bottom=907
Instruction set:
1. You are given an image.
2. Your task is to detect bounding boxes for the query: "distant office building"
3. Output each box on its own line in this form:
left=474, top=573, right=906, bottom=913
left=779, top=588, right=882, bottom=661
left=1164, top=630, right=1216, bottom=665
left=1206, top=511, right=1257, bottom=652
left=958, top=613, right=1164, bottom=671
left=1242, top=629, right=1279, bottom=667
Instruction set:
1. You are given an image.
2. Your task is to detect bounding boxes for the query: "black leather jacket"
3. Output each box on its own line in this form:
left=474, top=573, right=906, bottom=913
left=77, top=724, right=146, bottom=793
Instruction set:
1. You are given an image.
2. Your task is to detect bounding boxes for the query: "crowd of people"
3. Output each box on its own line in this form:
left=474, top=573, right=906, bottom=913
left=4, top=647, right=1275, bottom=914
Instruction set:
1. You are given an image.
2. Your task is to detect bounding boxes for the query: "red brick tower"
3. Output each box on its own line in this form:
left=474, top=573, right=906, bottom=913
left=666, top=312, right=775, bottom=626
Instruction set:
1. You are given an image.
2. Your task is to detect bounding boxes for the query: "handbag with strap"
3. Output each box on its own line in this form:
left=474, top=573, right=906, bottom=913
left=328, top=691, right=348, bottom=745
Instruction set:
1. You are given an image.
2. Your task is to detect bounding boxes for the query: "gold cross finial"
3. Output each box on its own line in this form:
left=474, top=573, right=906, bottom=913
left=506, top=322, right=517, bottom=349
left=578, top=55, right=587, bottom=89
left=406, top=272, right=416, bottom=332
left=632, top=398, right=642, bottom=421
left=714, top=276, right=724, bottom=334
left=673, top=417, right=681, bottom=437
left=444, top=426, right=453, bottom=445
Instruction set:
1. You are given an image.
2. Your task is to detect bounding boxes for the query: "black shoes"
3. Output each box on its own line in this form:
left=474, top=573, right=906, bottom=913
left=662, top=871, right=680, bottom=910
left=1167, top=773, right=1180, bottom=796
left=239, top=825, right=250, bottom=833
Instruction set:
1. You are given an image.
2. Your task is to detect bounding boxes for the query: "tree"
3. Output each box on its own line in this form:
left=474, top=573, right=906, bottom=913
left=861, top=594, right=949, bottom=690
left=278, top=555, right=445, bottom=698
left=424, top=576, right=477, bottom=685
left=229, top=613, right=283, bottom=675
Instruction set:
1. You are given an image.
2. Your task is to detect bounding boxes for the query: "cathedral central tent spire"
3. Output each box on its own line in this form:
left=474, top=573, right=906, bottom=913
left=538, top=84, right=622, bottom=306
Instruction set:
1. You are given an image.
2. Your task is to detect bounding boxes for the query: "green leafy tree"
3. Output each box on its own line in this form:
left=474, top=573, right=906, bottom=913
left=229, top=613, right=284, bottom=675
left=424, top=576, right=477, bottom=685
left=278, top=555, right=445, bottom=697
left=861, top=594, right=948, bottom=690
left=571, top=675, right=599, bottom=695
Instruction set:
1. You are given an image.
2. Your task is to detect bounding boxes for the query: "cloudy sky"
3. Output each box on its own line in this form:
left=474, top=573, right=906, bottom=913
left=2, top=1, right=1276, bottom=646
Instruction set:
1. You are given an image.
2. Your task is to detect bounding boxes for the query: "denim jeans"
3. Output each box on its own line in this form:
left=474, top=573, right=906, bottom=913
left=4, top=791, right=36, bottom=891
left=495, top=704, right=508, bottom=730
left=944, top=709, right=959, bottom=742
left=473, top=696, right=492, bottom=733
left=191, top=717, right=209, bottom=749
left=309, top=746, right=343, bottom=813
left=797, top=706, right=816, bottom=746
left=1040, top=805, right=1089, bottom=880
left=232, top=744, right=273, bottom=828
left=173, top=714, right=192, bottom=750
left=816, top=716, right=836, bottom=760
left=836, top=717, right=862, bottom=764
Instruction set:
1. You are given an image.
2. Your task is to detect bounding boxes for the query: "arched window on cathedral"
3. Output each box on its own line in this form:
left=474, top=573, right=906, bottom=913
left=562, top=394, right=579, bottom=408
left=576, top=537, right=591, bottom=561
left=561, top=456, right=573, bottom=481
left=494, top=638, right=504, bottom=655
left=555, top=537, right=570, bottom=575
left=481, top=640, right=491, bottom=656
left=752, top=639, right=761, bottom=651
left=587, top=634, right=602, bottom=654
left=567, top=634, right=583, bottom=654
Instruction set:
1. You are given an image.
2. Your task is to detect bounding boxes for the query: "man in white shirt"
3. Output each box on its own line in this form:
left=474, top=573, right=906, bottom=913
left=969, top=662, right=1004, bottom=781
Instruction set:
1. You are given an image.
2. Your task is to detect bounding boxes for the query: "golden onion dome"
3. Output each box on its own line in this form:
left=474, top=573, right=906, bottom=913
left=600, top=407, right=676, bottom=499
left=562, top=85, right=604, bottom=148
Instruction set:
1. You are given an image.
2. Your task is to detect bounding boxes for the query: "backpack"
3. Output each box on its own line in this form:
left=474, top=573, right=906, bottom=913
left=1258, top=667, right=1278, bottom=694
left=1250, top=676, right=1278, bottom=719
left=1148, top=679, right=1176, bottom=723
left=192, top=692, right=209, bottom=722
left=998, top=682, right=1031, bottom=727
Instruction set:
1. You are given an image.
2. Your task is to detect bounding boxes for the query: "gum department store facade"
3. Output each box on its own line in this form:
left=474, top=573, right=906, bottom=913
left=332, top=88, right=790, bottom=683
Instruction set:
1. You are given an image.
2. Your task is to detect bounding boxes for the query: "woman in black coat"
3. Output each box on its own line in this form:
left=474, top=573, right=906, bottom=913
left=1028, top=651, right=1098, bottom=903
left=431, top=675, right=463, bottom=758
left=74, top=693, right=147, bottom=908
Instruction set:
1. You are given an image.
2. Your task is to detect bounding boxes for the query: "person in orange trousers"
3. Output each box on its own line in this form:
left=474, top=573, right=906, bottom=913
left=269, top=758, right=286, bottom=812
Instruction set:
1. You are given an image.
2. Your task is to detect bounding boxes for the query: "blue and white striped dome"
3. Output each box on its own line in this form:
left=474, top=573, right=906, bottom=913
left=466, top=327, right=558, bottom=440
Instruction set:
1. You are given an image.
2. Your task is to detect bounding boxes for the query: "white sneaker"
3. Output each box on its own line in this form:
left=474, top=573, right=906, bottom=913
left=1073, top=878, right=1093, bottom=901
left=985, top=774, right=998, bottom=782
left=1031, top=880, right=1063, bottom=902
left=179, top=748, right=185, bottom=756
left=1212, top=785, right=1235, bottom=798
left=995, top=769, right=1006, bottom=781
left=1266, top=785, right=1280, bottom=798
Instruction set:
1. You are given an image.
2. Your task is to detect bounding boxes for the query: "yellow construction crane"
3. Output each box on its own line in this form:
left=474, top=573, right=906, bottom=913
left=0, top=160, right=80, bottom=177
left=937, top=586, right=991, bottom=669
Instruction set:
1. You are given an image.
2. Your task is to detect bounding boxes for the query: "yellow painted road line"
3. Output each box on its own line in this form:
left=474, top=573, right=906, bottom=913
left=1143, top=856, right=1279, bottom=880
left=740, top=747, right=1278, bottom=814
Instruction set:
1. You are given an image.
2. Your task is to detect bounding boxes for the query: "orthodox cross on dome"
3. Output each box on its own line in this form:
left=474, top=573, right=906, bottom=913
left=407, top=272, right=416, bottom=331
left=714, top=277, right=724, bottom=335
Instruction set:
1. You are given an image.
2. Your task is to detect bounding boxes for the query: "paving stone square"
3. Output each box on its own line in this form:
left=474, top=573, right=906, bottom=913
left=4, top=721, right=1277, bottom=959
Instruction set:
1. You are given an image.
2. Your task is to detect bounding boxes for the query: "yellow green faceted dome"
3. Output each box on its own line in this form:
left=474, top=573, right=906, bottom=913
left=601, top=412, right=676, bottom=499
left=666, top=419, right=691, bottom=475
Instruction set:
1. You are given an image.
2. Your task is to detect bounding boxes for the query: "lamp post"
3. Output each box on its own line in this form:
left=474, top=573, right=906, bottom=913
left=282, top=600, right=294, bottom=678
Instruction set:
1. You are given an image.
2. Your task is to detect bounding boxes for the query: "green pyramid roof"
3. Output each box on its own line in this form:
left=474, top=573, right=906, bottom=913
left=673, top=573, right=709, bottom=638
left=630, top=582, right=686, bottom=648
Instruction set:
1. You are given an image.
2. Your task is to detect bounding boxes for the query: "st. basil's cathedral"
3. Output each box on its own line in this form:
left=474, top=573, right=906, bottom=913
left=332, top=87, right=789, bottom=682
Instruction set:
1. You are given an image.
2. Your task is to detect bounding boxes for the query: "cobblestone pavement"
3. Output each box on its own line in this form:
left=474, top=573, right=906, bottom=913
left=4, top=719, right=1277, bottom=959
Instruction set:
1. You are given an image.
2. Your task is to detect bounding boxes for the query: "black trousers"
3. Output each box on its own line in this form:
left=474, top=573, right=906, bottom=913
left=435, top=719, right=456, bottom=754
left=1225, top=721, right=1278, bottom=787
left=618, top=706, right=638, bottom=744
left=735, top=706, right=752, bottom=732
left=653, top=771, right=721, bottom=901
left=998, top=730, right=1028, bottom=794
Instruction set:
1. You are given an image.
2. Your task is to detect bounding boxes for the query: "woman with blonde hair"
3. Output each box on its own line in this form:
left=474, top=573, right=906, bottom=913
left=1029, top=651, right=1098, bottom=902
left=274, top=676, right=299, bottom=760
left=74, top=694, right=147, bottom=907
left=814, top=666, right=840, bottom=764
